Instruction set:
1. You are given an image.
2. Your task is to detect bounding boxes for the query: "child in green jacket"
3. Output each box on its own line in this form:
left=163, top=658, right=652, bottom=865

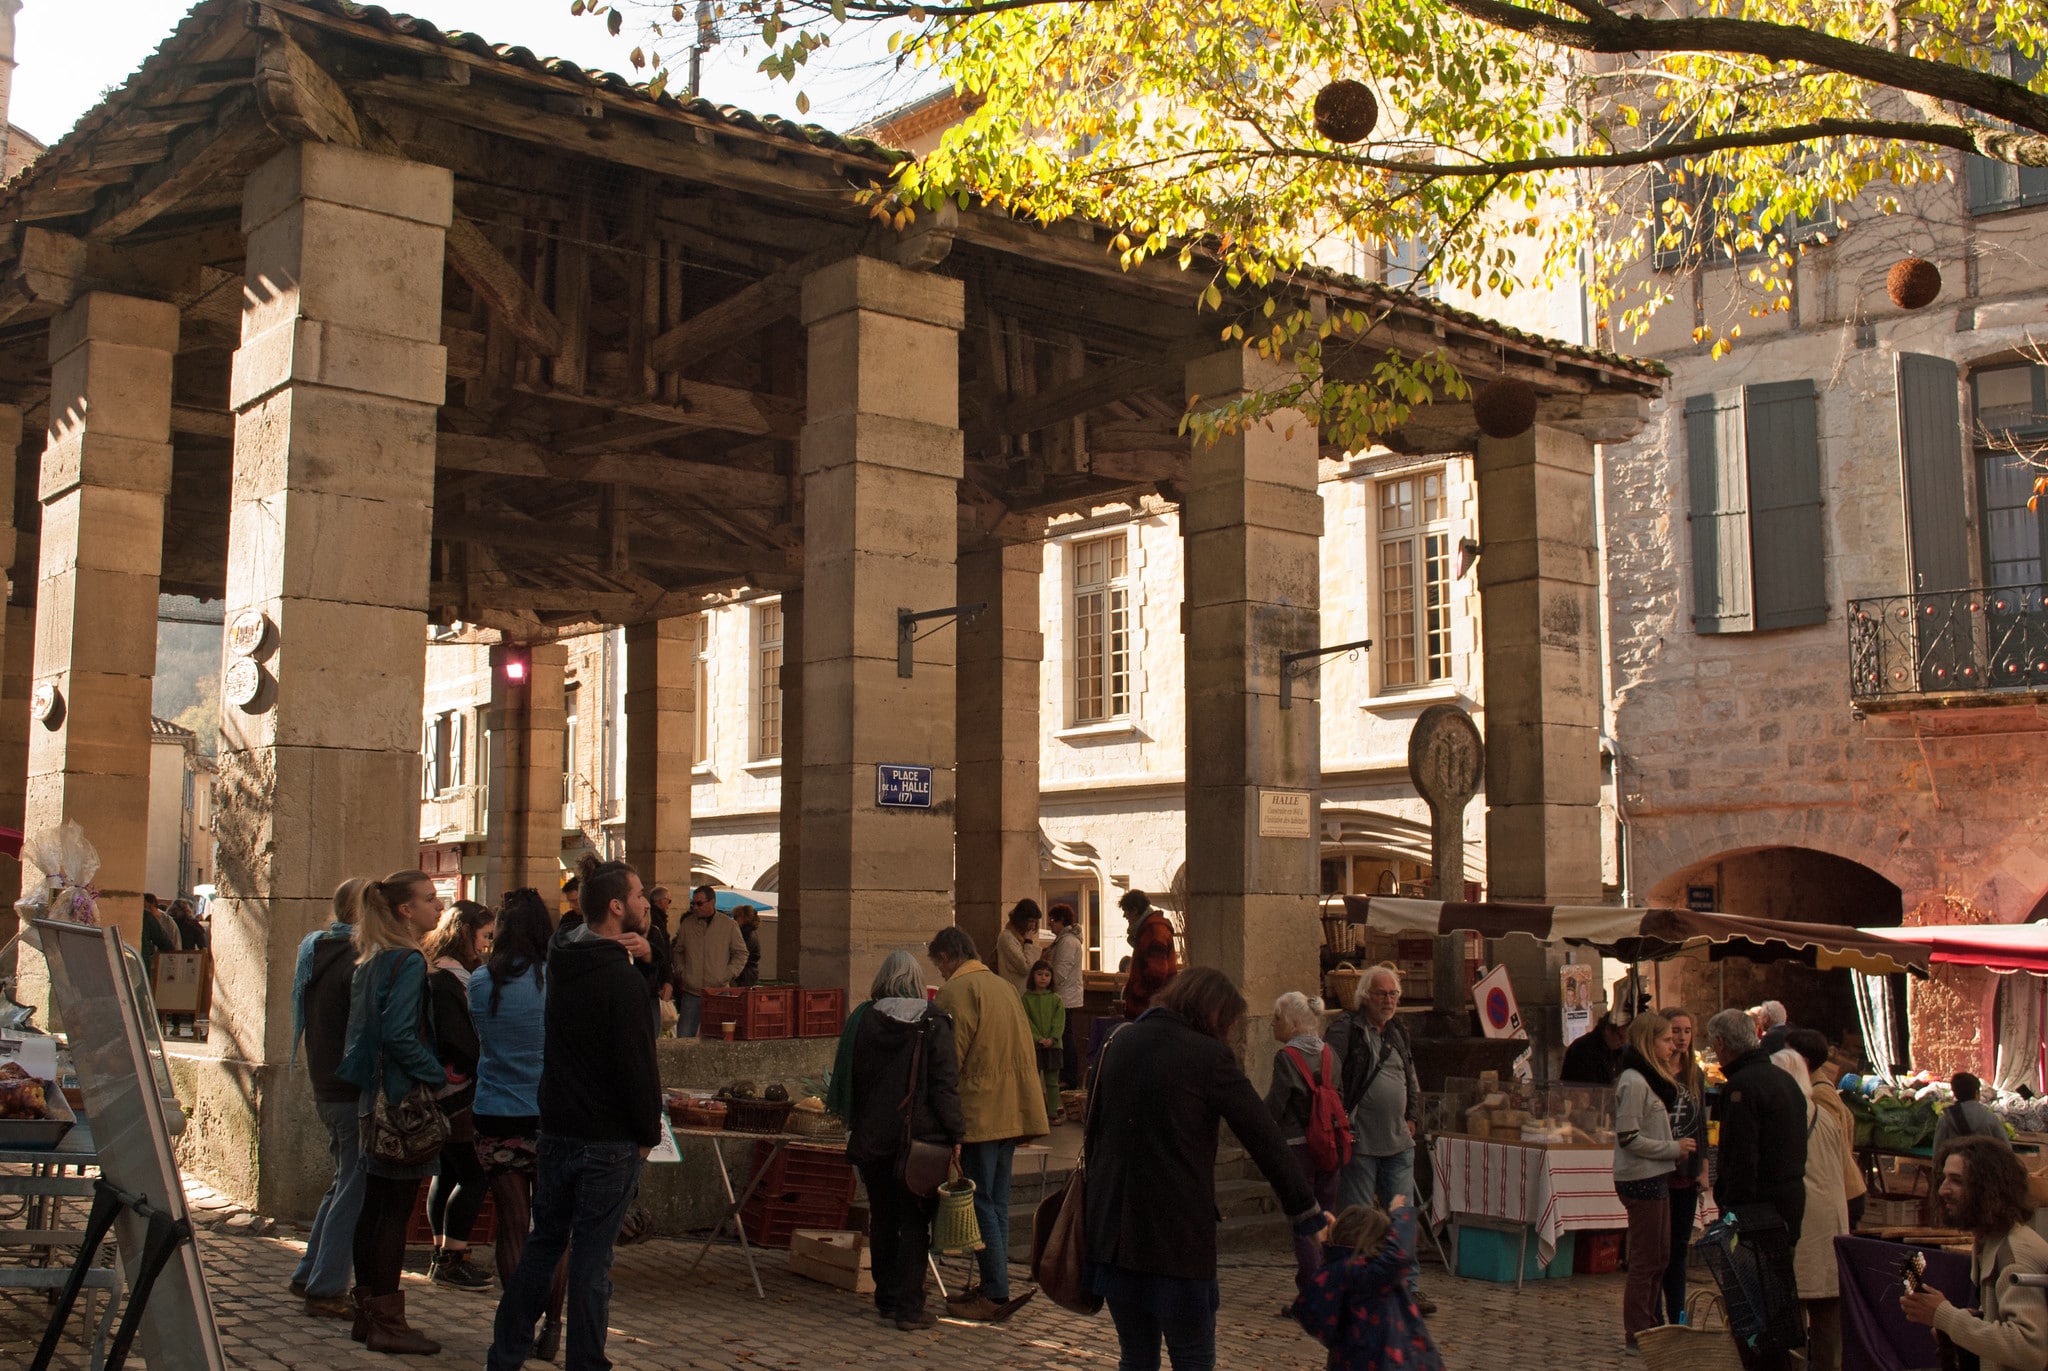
left=1021, top=960, right=1067, bottom=1124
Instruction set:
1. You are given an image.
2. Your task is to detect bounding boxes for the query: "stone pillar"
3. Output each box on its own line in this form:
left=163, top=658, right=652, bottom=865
left=202, top=142, right=451, bottom=1215
left=1181, top=349, right=1324, bottom=1076
left=623, top=616, right=695, bottom=890
left=486, top=642, right=567, bottom=902
left=775, top=589, right=803, bottom=981
left=23, top=294, right=179, bottom=954
left=1474, top=426, right=1604, bottom=902
left=797, top=257, right=964, bottom=996
left=955, top=541, right=1044, bottom=959
left=0, top=404, right=26, bottom=969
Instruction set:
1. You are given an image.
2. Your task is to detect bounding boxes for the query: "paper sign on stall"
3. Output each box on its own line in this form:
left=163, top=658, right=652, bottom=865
left=645, top=1117, right=682, bottom=1164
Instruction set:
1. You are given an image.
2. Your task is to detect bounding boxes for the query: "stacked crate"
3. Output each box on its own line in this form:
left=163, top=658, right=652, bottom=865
left=700, top=986, right=794, bottom=1040
left=739, top=1142, right=858, bottom=1249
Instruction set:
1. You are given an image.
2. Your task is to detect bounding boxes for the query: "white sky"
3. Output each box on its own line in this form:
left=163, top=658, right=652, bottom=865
left=12, top=1, right=934, bottom=148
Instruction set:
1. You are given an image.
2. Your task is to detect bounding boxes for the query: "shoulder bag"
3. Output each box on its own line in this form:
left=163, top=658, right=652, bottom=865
left=1031, top=1031, right=1108, bottom=1315
left=895, top=1017, right=952, bottom=1197
left=360, top=951, right=451, bottom=1169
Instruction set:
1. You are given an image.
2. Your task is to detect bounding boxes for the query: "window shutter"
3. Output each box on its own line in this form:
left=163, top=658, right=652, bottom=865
left=1686, top=390, right=1754, bottom=632
left=450, top=710, right=466, bottom=788
left=1897, top=353, right=1972, bottom=594
left=1744, top=380, right=1827, bottom=630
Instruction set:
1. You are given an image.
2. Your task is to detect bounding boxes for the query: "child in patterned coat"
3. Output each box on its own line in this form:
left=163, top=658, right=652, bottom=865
left=1292, top=1195, right=1444, bottom=1371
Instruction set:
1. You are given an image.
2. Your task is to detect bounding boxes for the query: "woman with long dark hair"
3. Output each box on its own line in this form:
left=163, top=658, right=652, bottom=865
left=1659, top=1008, right=1709, bottom=1326
left=337, top=870, right=447, bottom=1356
left=422, top=900, right=495, bottom=1290
left=468, top=888, right=567, bottom=1361
left=1084, top=966, right=1325, bottom=1369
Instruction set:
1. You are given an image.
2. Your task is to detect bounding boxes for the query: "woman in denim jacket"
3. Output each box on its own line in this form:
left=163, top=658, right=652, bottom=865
left=337, top=870, right=449, bottom=1355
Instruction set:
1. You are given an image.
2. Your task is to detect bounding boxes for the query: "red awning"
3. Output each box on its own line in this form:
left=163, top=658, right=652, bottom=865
left=1861, top=923, right=2048, bottom=975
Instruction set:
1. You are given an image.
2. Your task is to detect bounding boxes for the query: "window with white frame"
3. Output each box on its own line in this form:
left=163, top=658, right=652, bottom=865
left=1071, top=532, right=1133, bottom=723
left=423, top=710, right=463, bottom=796
left=693, top=614, right=711, bottom=766
left=563, top=684, right=579, bottom=826
left=754, top=601, right=783, bottom=761
left=1377, top=472, right=1453, bottom=689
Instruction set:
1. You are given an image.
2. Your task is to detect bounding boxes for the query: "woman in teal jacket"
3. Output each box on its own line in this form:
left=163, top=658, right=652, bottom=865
left=337, top=870, right=448, bottom=1356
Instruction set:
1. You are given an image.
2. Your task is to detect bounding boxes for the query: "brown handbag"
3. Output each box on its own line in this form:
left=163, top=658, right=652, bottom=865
left=1031, top=1034, right=1107, bottom=1314
left=895, top=1019, right=951, bottom=1198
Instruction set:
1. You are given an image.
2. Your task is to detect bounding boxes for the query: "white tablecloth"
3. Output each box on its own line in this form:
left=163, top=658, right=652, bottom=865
left=1430, top=1135, right=1627, bottom=1267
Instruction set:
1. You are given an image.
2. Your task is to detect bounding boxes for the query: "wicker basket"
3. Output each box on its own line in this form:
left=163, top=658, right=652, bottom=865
left=783, top=1108, right=845, bottom=1140
left=724, top=1098, right=795, bottom=1133
left=674, top=1099, right=728, bottom=1130
left=1324, top=963, right=1365, bottom=1013
left=1636, top=1325, right=1746, bottom=1371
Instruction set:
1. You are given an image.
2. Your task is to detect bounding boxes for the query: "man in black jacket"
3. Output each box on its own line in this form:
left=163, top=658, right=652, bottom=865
left=488, top=858, right=661, bottom=1371
left=1324, top=964, right=1431, bottom=1312
left=1706, top=1007, right=1808, bottom=1241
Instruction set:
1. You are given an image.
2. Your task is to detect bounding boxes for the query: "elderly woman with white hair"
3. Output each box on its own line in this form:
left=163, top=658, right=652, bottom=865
left=1265, top=989, right=1342, bottom=1295
left=844, top=951, right=965, bottom=1331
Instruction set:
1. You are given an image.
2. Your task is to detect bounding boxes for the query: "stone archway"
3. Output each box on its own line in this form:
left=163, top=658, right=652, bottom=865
left=1631, top=806, right=1916, bottom=908
left=1645, top=844, right=1904, bottom=1054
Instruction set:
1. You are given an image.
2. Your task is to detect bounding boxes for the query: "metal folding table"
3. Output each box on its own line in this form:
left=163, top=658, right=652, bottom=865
left=1, top=1117, right=121, bottom=1369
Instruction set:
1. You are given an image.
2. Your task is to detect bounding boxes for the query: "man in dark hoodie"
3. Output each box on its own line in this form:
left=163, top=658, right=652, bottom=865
left=487, top=857, right=660, bottom=1371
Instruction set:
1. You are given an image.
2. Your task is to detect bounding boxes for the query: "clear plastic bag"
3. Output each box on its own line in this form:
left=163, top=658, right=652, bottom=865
left=14, top=820, right=101, bottom=927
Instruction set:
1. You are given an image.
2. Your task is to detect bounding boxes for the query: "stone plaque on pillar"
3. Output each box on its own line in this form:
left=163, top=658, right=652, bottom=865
left=1409, top=703, right=1483, bottom=1022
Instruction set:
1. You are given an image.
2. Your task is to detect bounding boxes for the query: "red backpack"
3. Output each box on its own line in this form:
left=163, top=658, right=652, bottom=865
left=1283, top=1045, right=1354, bottom=1173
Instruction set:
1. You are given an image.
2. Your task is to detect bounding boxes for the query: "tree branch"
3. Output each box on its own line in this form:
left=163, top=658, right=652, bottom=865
left=1440, top=0, right=2048, bottom=146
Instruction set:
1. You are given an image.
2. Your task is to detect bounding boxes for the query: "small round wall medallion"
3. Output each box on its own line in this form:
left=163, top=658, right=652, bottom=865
left=223, top=657, right=265, bottom=710
left=227, top=609, right=273, bottom=659
left=29, top=680, right=62, bottom=728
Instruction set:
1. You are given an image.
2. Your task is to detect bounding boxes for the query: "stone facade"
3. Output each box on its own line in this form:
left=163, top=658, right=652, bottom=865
left=1602, top=162, right=2048, bottom=1074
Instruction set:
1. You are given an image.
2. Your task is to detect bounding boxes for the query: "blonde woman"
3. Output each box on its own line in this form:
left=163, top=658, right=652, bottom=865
left=337, top=871, right=447, bottom=1355
left=1612, top=1011, right=1699, bottom=1349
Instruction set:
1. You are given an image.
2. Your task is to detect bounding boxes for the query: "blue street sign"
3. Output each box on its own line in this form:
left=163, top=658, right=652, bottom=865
left=877, top=764, right=933, bottom=808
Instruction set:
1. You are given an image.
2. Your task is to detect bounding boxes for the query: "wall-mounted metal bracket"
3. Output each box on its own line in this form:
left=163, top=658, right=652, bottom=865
left=1279, top=637, right=1373, bottom=709
left=897, top=602, right=987, bottom=677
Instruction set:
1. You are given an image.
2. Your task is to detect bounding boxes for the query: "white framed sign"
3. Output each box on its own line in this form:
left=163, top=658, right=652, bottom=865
left=1258, top=789, right=1313, bottom=838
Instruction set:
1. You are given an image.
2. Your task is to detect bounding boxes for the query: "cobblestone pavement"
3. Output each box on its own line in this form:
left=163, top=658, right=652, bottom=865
left=7, top=1220, right=1642, bottom=1370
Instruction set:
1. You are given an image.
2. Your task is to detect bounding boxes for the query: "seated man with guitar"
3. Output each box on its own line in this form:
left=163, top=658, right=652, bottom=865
left=1901, top=1136, right=2048, bottom=1371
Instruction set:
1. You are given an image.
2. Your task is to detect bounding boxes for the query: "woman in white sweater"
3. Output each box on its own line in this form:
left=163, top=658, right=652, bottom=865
left=1612, top=1011, right=1699, bottom=1349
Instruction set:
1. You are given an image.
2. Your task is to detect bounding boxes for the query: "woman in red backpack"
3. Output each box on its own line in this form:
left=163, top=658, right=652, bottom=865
left=1266, top=991, right=1349, bottom=1296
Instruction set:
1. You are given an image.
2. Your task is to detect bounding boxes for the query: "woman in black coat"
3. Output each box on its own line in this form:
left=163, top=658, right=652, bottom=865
left=1085, top=967, right=1328, bottom=1370
left=845, top=950, right=966, bottom=1331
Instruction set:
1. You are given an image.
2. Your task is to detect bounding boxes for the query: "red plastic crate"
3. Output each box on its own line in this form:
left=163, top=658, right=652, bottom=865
left=749, top=1141, right=858, bottom=1207
left=798, top=988, right=846, bottom=1038
left=404, top=1186, right=498, bottom=1245
left=1573, top=1229, right=1624, bottom=1275
left=701, top=986, right=794, bottom=1040
left=739, top=1195, right=852, bottom=1249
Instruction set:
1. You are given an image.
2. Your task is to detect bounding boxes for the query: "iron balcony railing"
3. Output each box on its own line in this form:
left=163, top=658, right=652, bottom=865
left=1849, top=583, right=2048, bottom=703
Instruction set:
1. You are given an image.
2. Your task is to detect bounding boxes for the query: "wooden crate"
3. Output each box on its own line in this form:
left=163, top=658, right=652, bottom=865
left=789, top=1230, right=874, bottom=1293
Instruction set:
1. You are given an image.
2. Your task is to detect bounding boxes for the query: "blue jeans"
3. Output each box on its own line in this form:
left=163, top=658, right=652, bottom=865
left=293, top=1099, right=366, bottom=1298
left=1106, top=1297, right=1217, bottom=1371
left=675, top=993, right=702, bottom=1038
left=1339, top=1147, right=1418, bottom=1294
left=957, top=1139, right=1016, bottom=1299
left=487, top=1137, right=644, bottom=1371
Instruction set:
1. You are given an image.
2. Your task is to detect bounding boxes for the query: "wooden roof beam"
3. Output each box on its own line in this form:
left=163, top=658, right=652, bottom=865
left=435, top=431, right=791, bottom=509
left=437, top=512, right=783, bottom=575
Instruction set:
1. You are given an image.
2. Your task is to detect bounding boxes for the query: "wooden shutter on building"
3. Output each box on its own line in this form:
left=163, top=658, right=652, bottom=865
left=1898, top=353, right=1972, bottom=594
left=1744, top=380, right=1827, bottom=630
left=1686, top=389, right=1754, bottom=632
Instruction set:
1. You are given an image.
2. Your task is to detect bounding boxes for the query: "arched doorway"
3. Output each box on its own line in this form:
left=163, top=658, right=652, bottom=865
left=1647, top=846, right=1905, bottom=1055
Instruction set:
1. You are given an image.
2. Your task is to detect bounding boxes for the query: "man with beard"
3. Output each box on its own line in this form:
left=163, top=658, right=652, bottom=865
left=1901, top=1135, right=2048, bottom=1371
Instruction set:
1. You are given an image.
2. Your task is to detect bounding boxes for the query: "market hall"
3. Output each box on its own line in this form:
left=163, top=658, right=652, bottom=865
left=0, top=0, right=1660, bottom=1218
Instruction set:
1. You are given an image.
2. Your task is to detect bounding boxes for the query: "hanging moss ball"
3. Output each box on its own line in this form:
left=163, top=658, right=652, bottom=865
left=1473, top=378, right=1538, bottom=440
left=1887, top=257, right=1942, bottom=310
left=1313, top=80, right=1379, bottom=145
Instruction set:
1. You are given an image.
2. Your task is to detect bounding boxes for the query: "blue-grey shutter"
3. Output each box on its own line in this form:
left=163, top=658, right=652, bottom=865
left=1898, top=353, right=1971, bottom=594
left=1965, top=155, right=2012, bottom=214
left=1744, top=380, right=1827, bottom=630
left=1686, top=390, right=1753, bottom=632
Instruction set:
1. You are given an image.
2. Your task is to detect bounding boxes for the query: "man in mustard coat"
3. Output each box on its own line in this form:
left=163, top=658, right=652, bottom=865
left=927, top=924, right=1048, bottom=1322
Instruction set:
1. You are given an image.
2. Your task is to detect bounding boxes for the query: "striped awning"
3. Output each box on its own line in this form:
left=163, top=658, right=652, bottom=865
left=1341, top=897, right=1934, bottom=977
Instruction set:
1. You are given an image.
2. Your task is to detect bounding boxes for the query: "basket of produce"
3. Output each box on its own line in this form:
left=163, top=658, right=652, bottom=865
left=673, top=1097, right=728, bottom=1131
left=0, top=1063, right=76, bottom=1149
left=784, top=1097, right=844, bottom=1138
left=718, top=1080, right=794, bottom=1133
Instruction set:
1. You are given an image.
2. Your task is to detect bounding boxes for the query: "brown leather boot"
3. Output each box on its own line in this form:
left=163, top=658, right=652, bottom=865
left=350, top=1287, right=371, bottom=1343
left=362, top=1291, right=441, bottom=1356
